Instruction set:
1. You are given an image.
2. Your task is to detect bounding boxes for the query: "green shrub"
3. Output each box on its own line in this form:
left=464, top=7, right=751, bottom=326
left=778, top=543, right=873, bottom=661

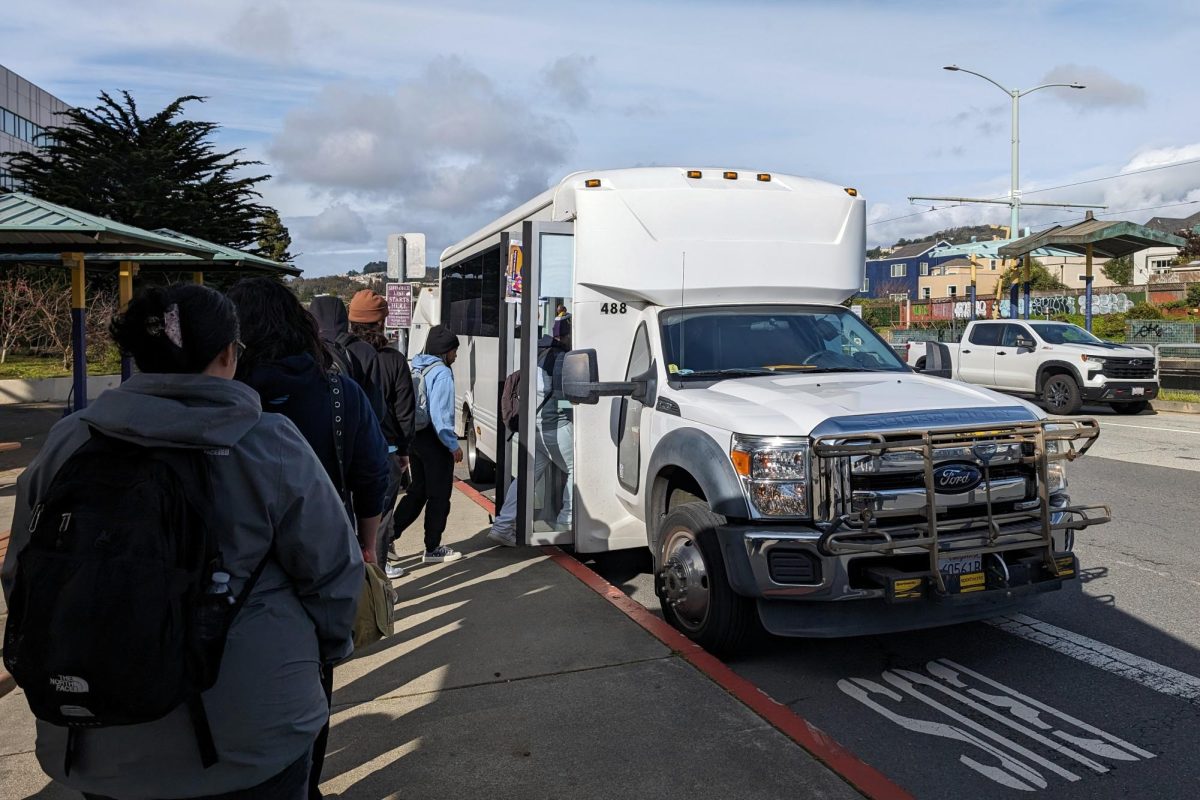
left=1093, top=313, right=1126, bottom=341
left=1187, top=284, right=1200, bottom=307
left=1128, top=301, right=1162, bottom=320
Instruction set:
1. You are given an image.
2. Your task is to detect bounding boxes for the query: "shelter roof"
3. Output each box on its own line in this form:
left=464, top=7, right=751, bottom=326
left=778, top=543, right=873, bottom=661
left=930, top=238, right=1073, bottom=260
left=0, top=194, right=299, bottom=276
left=997, top=216, right=1186, bottom=259
left=0, top=192, right=215, bottom=257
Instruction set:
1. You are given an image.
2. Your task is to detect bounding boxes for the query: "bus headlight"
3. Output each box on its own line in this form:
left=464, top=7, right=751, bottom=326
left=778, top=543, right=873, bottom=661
left=731, top=436, right=811, bottom=518
left=1044, top=427, right=1070, bottom=494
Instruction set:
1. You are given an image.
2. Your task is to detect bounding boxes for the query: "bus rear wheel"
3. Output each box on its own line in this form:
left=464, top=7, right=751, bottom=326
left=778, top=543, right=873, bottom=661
left=464, top=411, right=495, bottom=484
left=656, top=502, right=759, bottom=656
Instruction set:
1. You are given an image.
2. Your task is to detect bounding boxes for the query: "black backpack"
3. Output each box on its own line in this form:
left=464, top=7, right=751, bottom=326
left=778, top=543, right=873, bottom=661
left=2, top=430, right=270, bottom=770
left=326, top=333, right=385, bottom=420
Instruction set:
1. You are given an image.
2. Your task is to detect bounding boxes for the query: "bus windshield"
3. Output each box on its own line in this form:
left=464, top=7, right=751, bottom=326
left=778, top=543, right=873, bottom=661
left=660, top=305, right=907, bottom=380
left=1029, top=323, right=1104, bottom=345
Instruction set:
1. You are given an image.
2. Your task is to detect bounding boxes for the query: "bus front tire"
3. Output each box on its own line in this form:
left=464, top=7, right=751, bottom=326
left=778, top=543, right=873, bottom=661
left=656, top=502, right=759, bottom=656
left=465, top=412, right=495, bottom=484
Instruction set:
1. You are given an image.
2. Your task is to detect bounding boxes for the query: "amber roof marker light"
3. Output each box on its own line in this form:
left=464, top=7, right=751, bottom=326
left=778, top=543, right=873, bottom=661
left=584, top=178, right=601, bottom=188
left=757, top=173, right=772, bottom=182
left=686, top=170, right=703, bottom=179
left=844, top=187, right=859, bottom=197
left=723, top=171, right=738, bottom=180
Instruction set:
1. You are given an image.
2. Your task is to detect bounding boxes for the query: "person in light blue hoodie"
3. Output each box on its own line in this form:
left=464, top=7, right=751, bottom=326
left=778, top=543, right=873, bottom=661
left=392, top=325, right=464, bottom=564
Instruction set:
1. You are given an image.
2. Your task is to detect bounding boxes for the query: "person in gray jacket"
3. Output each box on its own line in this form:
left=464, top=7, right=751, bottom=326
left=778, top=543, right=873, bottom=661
left=2, top=285, right=362, bottom=800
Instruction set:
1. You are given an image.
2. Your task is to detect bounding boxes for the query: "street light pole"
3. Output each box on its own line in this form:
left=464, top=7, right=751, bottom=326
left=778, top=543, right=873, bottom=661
left=943, top=66, right=1085, bottom=238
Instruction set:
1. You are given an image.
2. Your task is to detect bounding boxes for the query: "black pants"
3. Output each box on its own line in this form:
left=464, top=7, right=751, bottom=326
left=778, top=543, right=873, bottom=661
left=392, top=427, right=454, bottom=553
left=308, top=663, right=335, bottom=800
left=375, top=455, right=406, bottom=565
left=82, top=751, right=309, bottom=800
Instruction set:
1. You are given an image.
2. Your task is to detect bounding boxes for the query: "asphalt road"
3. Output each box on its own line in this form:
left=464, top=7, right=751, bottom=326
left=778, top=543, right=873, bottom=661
left=572, top=407, right=1200, bottom=800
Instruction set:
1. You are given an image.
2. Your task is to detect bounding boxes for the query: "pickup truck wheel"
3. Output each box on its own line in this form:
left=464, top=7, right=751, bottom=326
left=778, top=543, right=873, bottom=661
left=1111, top=401, right=1149, bottom=415
left=657, top=502, right=759, bottom=656
left=465, top=411, right=495, bottom=483
left=1042, top=374, right=1082, bottom=415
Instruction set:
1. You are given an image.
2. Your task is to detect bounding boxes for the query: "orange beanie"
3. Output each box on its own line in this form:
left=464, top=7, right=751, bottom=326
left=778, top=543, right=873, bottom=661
left=348, top=290, right=388, bottom=323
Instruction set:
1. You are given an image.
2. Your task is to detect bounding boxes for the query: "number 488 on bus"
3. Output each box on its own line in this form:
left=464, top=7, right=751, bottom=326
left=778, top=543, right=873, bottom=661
left=600, top=302, right=628, bottom=314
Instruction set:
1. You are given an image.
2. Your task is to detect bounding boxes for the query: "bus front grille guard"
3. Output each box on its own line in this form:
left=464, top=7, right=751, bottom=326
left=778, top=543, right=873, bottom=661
left=811, top=419, right=1110, bottom=595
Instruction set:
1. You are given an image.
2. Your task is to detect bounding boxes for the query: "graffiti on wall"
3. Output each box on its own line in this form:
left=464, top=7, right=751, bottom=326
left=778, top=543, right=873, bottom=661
left=996, top=292, right=1136, bottom=318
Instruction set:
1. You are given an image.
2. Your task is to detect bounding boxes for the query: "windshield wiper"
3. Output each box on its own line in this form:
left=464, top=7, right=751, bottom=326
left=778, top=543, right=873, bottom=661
left=675, top=368, right=776, bottom=378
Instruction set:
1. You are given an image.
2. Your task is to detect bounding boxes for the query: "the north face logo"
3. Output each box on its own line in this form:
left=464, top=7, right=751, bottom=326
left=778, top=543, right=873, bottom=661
left=50, top=675, right=89, bottom=693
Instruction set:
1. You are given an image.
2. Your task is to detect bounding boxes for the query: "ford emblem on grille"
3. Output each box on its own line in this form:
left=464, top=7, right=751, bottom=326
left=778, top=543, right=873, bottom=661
left=932, top=463, right=983, bottom=494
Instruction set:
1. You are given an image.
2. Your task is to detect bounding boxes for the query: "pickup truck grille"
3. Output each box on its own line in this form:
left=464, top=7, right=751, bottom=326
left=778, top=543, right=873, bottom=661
left=1100, top=358, right=1155, bottom=380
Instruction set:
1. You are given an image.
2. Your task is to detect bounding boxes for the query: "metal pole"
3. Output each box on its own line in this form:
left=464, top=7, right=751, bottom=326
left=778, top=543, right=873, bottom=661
left=1022, top=254, right=1032, bottom=320
left=1011, top=89, right=1020, bottom=237
left=64, top=253, right=87, bottom=412
left=1084, top=244, right=1094, bottom=332
left=969, top=256, right=978, bottom=320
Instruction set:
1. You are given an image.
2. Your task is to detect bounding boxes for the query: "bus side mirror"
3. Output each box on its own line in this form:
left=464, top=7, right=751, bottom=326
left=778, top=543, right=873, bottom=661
left=562, top=349, right=639, bottom=405
left=924, top=342, right=953, bottom=379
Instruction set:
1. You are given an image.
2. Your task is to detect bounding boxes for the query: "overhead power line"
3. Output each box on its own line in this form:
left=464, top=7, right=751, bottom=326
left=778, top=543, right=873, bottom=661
left=868, top=156, right=1200, bottom=228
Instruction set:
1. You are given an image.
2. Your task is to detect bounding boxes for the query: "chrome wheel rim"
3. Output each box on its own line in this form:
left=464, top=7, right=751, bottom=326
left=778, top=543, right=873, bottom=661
left=661, top=529, right=710, bottom=631
left=466, top=416, right=478, bottom=471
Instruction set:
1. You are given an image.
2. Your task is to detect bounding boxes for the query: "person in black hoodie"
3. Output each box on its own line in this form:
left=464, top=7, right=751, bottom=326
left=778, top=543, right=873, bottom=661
left=345, top=290, right=418, bottom=578
left=309, top=295, right=385, bottom=420
left=227, top=278, right=389, bottom=800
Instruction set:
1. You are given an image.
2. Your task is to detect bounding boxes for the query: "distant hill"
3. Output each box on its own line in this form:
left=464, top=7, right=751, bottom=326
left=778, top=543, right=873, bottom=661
left=868, top=224, right=1007, bottom=258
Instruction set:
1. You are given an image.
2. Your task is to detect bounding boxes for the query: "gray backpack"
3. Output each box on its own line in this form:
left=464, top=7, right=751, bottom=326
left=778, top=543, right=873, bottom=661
left=412, top=361, right=445, bottom=431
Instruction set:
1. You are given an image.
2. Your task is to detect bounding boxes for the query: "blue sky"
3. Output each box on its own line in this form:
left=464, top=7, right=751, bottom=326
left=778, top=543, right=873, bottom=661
left=5, top=0, right=1199, bottom=276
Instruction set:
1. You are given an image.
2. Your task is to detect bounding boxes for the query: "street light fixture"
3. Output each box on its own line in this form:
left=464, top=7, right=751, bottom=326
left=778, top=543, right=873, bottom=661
left=943, top=65, right=1085, bottom=237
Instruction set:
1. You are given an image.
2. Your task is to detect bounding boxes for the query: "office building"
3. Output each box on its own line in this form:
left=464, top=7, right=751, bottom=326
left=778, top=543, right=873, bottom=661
left=1, top=65, right=71, bottom=190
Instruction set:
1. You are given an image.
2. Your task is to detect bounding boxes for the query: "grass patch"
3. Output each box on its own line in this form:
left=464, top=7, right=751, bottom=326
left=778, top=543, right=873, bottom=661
left=1159, top=389, right=1200, bottom=404
left=0, top=353, right=122, bottom=380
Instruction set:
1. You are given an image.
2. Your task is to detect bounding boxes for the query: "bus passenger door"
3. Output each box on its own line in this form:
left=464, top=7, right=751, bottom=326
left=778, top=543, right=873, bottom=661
left=514, top=220, right=575, bottom=546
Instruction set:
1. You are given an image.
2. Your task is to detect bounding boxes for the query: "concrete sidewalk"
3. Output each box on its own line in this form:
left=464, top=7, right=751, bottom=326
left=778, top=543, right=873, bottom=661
left=1, top=486, right=866, bottom=799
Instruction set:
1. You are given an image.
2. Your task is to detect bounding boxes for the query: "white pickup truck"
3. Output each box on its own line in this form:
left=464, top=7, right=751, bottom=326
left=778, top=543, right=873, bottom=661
left=907, top=320, right=1158, bottom=415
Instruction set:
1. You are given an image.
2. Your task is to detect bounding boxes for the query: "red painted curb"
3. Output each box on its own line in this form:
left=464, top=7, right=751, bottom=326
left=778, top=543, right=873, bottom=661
left=453, top=480, right=911, bottom=800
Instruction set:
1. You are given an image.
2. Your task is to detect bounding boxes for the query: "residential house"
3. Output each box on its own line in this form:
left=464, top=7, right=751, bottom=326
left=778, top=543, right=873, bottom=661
left=860, top=240, right=953, bottom=300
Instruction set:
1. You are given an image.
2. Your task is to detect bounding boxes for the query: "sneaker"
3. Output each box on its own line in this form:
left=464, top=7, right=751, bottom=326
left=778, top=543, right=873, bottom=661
left=488, top=528, right=517, bottom=547
left=423, top=546, right=463, bottom=564
left=384, top=562, right=406, bottom=580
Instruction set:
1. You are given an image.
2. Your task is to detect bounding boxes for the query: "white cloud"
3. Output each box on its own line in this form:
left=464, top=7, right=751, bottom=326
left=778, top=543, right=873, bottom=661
left=1039, top=65, right=1147, bottom=110
left=303, top=203, right=371, bottom=243
left=540, top=55, right=596, bottom=111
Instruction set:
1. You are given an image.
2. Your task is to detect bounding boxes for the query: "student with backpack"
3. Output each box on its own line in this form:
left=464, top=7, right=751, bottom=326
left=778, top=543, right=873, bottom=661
left=228, top=279, right=391, bottom=800
left=390, top=325, right=464, bottom=564
left=2, top=285, right=362, bottom=800
left=310, top=295, right=385, bottom=421
left=489, top=317, right=573, bottom=546
left=344, top=290, right=418, bottom=580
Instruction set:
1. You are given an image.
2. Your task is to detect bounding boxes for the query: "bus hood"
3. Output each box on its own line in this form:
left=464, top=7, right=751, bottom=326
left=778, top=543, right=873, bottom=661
left=676, top=372, right=1043, bottom=436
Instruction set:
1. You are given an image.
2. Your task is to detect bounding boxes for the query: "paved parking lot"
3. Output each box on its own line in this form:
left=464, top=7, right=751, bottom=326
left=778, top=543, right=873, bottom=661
left=581, top=408, right=1200, bottom=799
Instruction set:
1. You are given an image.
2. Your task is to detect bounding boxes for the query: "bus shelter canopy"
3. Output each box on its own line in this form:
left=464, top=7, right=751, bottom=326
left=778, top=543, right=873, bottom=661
left=0, top=192, right=217, bottom=258
left=997, top=213, right=1186, bottom=260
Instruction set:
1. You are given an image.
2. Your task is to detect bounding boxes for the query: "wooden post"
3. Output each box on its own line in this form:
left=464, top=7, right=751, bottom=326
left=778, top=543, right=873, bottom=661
left=193, top=271, right=205, bottom=286
left=118, top=261, right=138, bottom=382
left=63, top=252, right=87, bottom=411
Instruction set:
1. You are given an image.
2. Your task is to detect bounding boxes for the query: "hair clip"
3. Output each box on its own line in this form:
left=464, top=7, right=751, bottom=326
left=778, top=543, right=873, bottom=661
left=164, top=304, right=183, bottom=349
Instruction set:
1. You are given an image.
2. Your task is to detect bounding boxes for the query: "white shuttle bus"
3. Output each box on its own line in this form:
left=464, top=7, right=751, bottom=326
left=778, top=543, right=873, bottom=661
left=439, top=167, right=1108, bottom=653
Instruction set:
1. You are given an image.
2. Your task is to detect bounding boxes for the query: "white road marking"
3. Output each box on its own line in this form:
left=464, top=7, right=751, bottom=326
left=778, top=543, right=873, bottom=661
left=839, top=661, right=1152, bottom=792
left=987, top=613, right=1200, bottom=706
left=936, top=659, right=1154, bottom=760
left=1100, top=421, right=1200, bottom=436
